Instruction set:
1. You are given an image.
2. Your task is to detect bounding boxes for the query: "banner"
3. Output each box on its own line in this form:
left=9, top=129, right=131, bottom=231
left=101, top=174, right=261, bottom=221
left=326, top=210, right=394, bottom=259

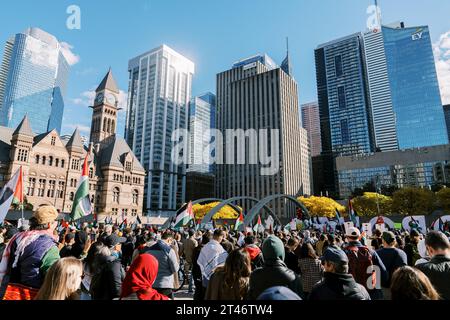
left=344, top=222, right=354, bottom=235
left=402, top=216, right=426, bottom=234
left=361, top=223, right=372, bottom=237
left=369, top=216, right=395, bottom=230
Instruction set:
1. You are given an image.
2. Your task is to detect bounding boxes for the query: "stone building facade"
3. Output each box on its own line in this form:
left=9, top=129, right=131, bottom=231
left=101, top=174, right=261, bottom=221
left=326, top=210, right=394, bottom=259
left=0, top=70, right=146, bottom=222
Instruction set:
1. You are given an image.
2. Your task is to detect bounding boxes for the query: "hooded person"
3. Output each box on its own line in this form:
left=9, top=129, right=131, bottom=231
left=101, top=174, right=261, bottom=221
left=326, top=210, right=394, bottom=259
left=247, top=235, right=303, bottom=300
left=244, top=235, right=264, bottom=271
left=120, top=253, right=169, bottom=300
left=0, top=206, right=60, bottom=300
left=257, top=286, right=302, bottom=301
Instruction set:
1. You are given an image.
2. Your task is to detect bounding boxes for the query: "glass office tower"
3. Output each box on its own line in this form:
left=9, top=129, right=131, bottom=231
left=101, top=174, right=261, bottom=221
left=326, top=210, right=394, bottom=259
left=125, top=45, right=194, bottom=216
left=187, top=92, right=216, bottom=174
left=0, top=28, right=69, bottom=133
left=315, top=33, right=374, bottom=157
left=383, top=25, right=448, bottom=149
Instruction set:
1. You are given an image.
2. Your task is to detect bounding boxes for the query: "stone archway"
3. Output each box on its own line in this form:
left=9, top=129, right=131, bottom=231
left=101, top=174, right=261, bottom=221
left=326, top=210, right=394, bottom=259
left=243, top=194, right=310, bottom=227
left=200, top=196, right=279, bottom=226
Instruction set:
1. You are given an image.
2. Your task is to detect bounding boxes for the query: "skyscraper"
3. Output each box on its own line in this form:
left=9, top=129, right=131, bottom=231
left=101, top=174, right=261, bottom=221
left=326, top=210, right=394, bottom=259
left=301, top=102, right=322, bottom=157
left=125, top=45, right=194, bottom=216
left=0, top=28, right=69, bottom=134
left=443, top=104, right=450, bottom=143
left=216, top=54, right=311, bottom=218
left=364, top=23, right=448, bottom=150
left=187, top=92, right=216, bottom=174
left=315, top=33, right=374, bottom=157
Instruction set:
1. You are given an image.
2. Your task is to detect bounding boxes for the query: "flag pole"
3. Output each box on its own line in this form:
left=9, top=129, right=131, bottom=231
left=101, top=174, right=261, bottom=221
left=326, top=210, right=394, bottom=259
left=20, top=166, right=24, bottom=221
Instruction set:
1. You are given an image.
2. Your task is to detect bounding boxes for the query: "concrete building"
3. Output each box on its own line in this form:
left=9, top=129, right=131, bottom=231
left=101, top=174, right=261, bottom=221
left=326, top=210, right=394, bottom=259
left=124, top=45, right=194, bottom=217
left=443, top=105, right=450, bottom=143
left=0, top=70, right=146, bottom=221
left=301, top=102, right=322, bottom=157
left=336, top=144, right=450, bottom=198
left=216, top=54, right=310, bottom=219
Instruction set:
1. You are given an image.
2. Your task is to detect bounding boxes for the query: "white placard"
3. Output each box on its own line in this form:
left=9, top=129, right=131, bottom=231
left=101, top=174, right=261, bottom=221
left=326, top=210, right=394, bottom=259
left=362, top=223, right=372, bottom=237
left=344, top=222, right=354, bottom=235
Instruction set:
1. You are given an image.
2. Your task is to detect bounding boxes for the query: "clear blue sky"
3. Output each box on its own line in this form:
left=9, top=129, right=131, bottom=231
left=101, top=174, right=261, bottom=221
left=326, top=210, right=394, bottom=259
left=1, top=0, right=449, bottom=137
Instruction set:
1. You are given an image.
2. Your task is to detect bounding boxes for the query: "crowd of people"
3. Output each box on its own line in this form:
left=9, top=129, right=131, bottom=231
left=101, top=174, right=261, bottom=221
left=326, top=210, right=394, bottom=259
left=0, top=205, right=450, bottom=301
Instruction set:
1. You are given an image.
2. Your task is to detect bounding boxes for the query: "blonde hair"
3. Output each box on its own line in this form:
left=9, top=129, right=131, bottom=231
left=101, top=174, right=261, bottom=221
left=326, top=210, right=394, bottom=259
left=35, top=257, right=83, bottom=300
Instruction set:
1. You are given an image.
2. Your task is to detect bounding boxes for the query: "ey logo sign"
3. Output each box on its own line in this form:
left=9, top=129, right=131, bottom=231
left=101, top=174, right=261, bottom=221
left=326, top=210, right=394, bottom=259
left=412, top=28, right=424, bottom=41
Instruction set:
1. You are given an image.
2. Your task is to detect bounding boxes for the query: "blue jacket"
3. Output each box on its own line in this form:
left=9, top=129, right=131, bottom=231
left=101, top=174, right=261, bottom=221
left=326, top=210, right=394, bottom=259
left=142, top=240, right=179, bottom=289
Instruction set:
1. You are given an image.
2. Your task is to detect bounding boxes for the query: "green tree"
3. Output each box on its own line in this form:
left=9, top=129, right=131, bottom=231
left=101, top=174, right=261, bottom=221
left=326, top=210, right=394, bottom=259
left=352, top=192, right=393, bottom=217
left=436, top=187, right=450, bottom=212
left=391, top=187, right=435, bottom=216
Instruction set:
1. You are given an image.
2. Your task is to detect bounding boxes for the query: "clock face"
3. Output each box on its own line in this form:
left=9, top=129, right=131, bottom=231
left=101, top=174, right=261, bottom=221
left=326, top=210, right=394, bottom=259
left=106, top=93, right=117, bottom=106
left=95, top=93, right=104, bottom=104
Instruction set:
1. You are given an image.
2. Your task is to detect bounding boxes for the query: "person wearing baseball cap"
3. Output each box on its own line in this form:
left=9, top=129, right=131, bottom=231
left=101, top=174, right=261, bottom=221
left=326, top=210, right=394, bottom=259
left=309, top=247, right=370, bottom=300
left=376, top=231, right=408, bottom=300
left=343, top=226, right=388, bottom=300
left=0, top=206, right=60, bottom=300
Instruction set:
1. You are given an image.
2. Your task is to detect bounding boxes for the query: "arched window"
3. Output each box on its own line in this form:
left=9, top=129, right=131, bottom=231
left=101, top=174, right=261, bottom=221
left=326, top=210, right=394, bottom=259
left=89, top=168, right=94, bottom=179
left=111, top=120, right=115, bottom=133
left=42, top=156, right=46, bottom=165
left=61, top=159, right=65, bottom=168
left=49, top=156, right=53, bottom=166
left=103, top=118, right=107, bottom=132
left=132, top=190, right=139, bottom=205
left=35, top=155, right=40, bottom=164
left=55, top=158, right=59, bottom=167
left=107, top=119, right=111, bottom=133
left=69, top=192, right=74, bottom=201
left=113, top=187, right=120, bottom=204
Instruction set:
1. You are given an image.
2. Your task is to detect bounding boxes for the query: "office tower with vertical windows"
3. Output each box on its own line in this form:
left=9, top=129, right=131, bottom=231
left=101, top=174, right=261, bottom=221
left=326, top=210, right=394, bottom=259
left=364, top=23, right=448, bottom=150
left=443, top=105, right=450, bottom=143
left=315, top=33, right=374, bottom=157
left=216, top=54, right=311, bottom=219
left=0, top=28, right=69, bottom=134
left=187, top=92, right=216, bottom=174
left=301, top=102, right=322, bottom=157
left=125, top=45, right=194, bottom=216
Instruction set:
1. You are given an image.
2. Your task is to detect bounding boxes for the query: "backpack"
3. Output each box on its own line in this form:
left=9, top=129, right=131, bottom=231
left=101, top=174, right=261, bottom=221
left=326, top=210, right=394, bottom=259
left=344, top=246, right=375, bottom=290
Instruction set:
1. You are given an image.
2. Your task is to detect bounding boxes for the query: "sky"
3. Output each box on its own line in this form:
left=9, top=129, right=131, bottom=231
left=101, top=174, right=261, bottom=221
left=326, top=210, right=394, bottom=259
left=0, top=0, right=449, bottom=138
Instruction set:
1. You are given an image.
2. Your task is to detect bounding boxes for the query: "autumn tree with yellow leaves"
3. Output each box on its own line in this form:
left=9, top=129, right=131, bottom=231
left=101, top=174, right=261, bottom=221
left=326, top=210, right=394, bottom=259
left=352, top=192, right=393, bottom=217
left=298, top=196, right=345, bottom=218
left=192, top=202, right=240, bottom=220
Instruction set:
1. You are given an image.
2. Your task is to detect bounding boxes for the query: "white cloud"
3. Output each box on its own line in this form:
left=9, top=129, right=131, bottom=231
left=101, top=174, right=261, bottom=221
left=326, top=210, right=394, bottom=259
left=118, top=90, right=128, bottom=110
left=60, top=42, right=80, bottom=66
left=71, top=90, right=96, bottom=106
left=434, top=31, right=450, bottom=105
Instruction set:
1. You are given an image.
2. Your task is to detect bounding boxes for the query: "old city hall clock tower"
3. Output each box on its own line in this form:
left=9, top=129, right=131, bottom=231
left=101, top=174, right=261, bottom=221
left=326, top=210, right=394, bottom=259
left=90, top=69, right=122, bottom=146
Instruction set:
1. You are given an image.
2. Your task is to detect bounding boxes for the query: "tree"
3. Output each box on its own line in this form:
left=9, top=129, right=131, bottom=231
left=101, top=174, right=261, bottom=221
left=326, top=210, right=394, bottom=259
left=192, top=202, right=240, bottom=220
left=436, top=187, right=450, bottom=212
left=351, top=181, right=376, bottom=198
left=352, top=192, right=393, bottom=217
left=391, top=187, right=435, bottom=216
left=298, top=196, right=345, bottom=218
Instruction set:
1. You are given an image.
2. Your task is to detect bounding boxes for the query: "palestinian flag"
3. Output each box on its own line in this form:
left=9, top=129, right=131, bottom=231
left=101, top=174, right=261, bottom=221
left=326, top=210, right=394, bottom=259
left=348, top=199, right=359, bottom=227
left=0, top=167, right=23, bottom=224
left=70, top=154, right=93, bottom=221
left=335, top=208, right=342, bottom=221
left=234, top=212, right=244, bottom=231
left=174, top=201, right=194, bottom=228
left=253, top=215, right=263, bottom=233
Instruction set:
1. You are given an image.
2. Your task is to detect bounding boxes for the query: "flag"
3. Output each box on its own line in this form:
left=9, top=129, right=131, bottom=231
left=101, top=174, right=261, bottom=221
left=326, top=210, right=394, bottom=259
left=234, top=212, right=244, bottom=231
left=335, top=208, right=342, bottom=221
left=296, top=207, right=303, bottom=220
left=174, top=201, right=194, bottom=228
left=70, top=154, right=92, bottom=221
left=136, top=215, right=142, bottom=225
left=0, top=167, right=23, bottom=224
left=348, top=199, right=359, bottom=227
left=253, top=215, right=263, bottom=233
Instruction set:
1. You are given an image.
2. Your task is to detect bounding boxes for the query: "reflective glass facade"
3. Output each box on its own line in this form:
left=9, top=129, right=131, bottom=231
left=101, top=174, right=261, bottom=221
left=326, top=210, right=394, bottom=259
left=316, top=34, right=374, bottom=157
left=0, top=28, right=69, bottom=133
left=383, top=26, right=448, bottom=149
left=187, top=93, right=216, bottom=174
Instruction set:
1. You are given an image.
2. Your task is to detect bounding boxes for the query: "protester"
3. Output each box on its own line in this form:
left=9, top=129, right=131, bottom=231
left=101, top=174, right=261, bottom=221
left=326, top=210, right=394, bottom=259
left=0, top=206, right=60, bottom=300
left=376, top=231, right=407, bottom=300
left=183, top=229, right=198, bottom=293
left=415, top=238, right=430, bottom=265
left=316, top=234, right=328, bottom=256
left=121, top=228, right=135, bottom=269
left=342, top=227, right=387, bottom=300
left=284, top=238, right=300, bottom=274
left=120, top=253, right=169, bottom=300
left=371, top=229, right=383, bottom=250
left=404, top=229, right=421, bottom=266
left=90, top=234, right=125, bottom=300
left=205, top=248, right=251, bottom=300
left=197, top=229, right=228, bottom=292
left=248, top=235, right=303, bottom=300
left=59, top=233, right=75, bottom=258
left=257, top=286, right=302, bottom=300
left=141, top=230, right=179, bottom=299
left=35, top=257, right=83, bottom=300
left=298, top=242, right=323, bottom=296
left=80, top=241, right=110, bottom=300
left=0, top=226, right=18, bottom=261
left=244, top=235, right=264, bottom=271
left=309, top=247, right=371, bottom=300
left=415, top=231, right=450, bottom=300
left=192, top=232, right=211, bottom=300
left=391, top=266, right=440, bottom=300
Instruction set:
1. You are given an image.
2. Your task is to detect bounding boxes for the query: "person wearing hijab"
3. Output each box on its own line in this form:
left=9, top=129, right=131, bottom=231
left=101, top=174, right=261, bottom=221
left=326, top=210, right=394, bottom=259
left=120, top=253, right=169, bottom=300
